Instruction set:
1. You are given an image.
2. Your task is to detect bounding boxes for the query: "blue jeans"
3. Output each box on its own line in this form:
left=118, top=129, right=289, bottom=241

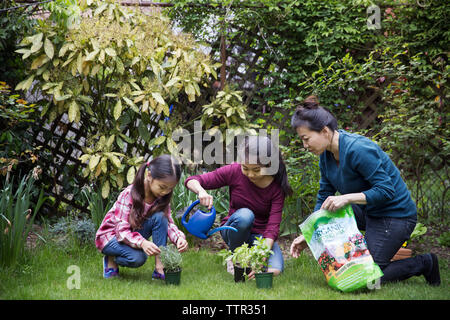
left=220, top=208, right=284, bottom=272
left=352, top=204, right=432, bottom=283
left=102, top=211, right=168, bottom=268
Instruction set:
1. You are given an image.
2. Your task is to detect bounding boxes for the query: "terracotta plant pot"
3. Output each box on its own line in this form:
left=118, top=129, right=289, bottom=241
left=391, top=248, right=413, bottom=261
left=164, top=268, right=181, bottom=285
left=255, top=272, right=273, bottom=289
left=234, top=265, right=251, bottom=282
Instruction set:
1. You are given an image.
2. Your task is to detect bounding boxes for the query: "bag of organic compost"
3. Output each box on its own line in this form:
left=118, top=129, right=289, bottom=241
left=299, top=205, right=383, bottom=292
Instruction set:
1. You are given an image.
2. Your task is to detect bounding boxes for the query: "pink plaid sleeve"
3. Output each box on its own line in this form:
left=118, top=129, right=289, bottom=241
left=113, top=188, right=146, bottom=249
left=166, top=203, right=186, bottom=245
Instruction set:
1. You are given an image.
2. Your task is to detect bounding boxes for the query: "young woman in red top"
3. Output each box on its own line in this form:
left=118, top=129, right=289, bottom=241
left=185, top=136, right=293, bottom=277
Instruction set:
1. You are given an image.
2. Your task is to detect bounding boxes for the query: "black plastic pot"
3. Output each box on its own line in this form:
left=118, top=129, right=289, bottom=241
left=255, top=272, right=273, bottom=289
left=234, top=265, right=251, bottom=282
left=164, top=268, right=181, bottom=285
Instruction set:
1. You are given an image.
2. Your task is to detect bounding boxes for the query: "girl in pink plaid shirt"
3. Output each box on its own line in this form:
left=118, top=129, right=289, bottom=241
left=95, top=154, right=188, bottom=279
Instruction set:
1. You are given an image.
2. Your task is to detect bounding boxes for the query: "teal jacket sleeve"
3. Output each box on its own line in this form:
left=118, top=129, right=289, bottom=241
left=349, top=141, right=396, bottom=206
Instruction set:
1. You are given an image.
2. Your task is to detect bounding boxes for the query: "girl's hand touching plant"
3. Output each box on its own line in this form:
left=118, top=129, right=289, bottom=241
left=176, top=237, right=188, bottom=252
left=141, top=239, right=161, bottom=256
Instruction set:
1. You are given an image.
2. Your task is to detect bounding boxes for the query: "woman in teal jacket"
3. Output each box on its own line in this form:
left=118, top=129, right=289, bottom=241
left=289, top=96, right=440, bottom=286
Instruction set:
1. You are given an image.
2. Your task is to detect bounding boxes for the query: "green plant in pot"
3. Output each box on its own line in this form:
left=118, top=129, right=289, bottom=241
left=219, top=243, right=252, bottom=282
left=249, top=236, right=274, bottom=289
left=159, top=244, right=182, bottom=285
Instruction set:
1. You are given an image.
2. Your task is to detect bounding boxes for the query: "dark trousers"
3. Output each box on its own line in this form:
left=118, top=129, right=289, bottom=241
left=352, top=204, right=432, bottom=284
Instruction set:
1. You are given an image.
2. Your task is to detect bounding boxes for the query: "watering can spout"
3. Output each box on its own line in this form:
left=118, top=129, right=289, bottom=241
left=207, top=226, right=238, bottom=237
left=181, top=200, right=237, bottom=239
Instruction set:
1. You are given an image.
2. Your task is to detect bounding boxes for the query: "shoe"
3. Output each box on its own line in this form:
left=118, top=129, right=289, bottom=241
left=424, top=253, right=440, bottom=286
left=103, top=256, right=119, bottom=279
left=152, top=270, right=165, bottom=280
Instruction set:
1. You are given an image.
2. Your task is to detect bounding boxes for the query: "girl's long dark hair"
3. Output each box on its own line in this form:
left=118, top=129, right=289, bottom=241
left=129, top=154, right=181, bottom=230
left=241, top=135, right=293, bottom=197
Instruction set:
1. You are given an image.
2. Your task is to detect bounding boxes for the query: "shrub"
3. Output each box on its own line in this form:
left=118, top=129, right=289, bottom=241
left=279, top=142, right=320, bottom=235
left=49, top=215, right=96, bottom=246
left=201, top=84, right=258, bottom=138
left=0, top=81, right=47, bottom=182
left=0, top=1, right=37, bottom=85
left=14, top=0, right=219, bottom=198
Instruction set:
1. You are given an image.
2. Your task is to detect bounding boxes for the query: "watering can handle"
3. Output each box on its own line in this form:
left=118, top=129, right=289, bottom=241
left=181, top=200, right=216, bottom=222
left=181, top=200, right=200, bottom=224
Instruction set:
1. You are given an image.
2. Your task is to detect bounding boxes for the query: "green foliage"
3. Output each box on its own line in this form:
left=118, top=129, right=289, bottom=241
left=0, top=1, right=37, bottom=85
left=48, top=214, right=97, bottom=246
left=201, top=84, right=258, bottom=138
left=81, top=185, right=116, bottom=231
left=72, top=219, right=96, bottom=244
left=298, top=52, right=374, bottom=131
left=169, top=0, right=374, bottom=104
left=218, top=237, right=273, bottom=274
left=0, top=81, right=46, bottom=179
left=167, top=0, right=387, bottom=220
left=0, top=174, right=46, bottom=268
left=438, top=232, right=450, bottom=248
left=15, top=0, right=219, bottom=198
left=219, top=242, right=252, bottom=269
left=280, top=141, right=320, bottom=235
left=249, top=236, right=273, bottom=274
left=159, top=243, right=183, bottom=272
left=169, top=1, right=448, bottom=224
left=43, top=0, right=82, bottom=30
left=374, top=49, right=448, bottom=175
left=170, top=171, right=199, bottom=218
left=292, top=1, right=449, bottom=219
left=410, top=223, right=427, bottom=241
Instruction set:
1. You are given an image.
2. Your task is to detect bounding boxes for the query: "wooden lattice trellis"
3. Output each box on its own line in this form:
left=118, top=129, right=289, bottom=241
left=34, top=113, right=90, bottom=213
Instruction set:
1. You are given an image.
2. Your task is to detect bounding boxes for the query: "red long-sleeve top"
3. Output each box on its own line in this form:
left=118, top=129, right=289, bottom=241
left=184, top=163, right=285, bottom=241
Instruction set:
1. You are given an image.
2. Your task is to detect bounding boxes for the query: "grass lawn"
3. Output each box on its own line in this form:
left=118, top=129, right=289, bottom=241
left=0, top=241, right=448, bottom=300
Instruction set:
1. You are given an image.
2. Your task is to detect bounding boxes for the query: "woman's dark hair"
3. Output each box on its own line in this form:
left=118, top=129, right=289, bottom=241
left=240, top=135, right=293, bottom=197
left=291, top=95, right=338, bottom=132
left=129, top=154, right=181, bottom=230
